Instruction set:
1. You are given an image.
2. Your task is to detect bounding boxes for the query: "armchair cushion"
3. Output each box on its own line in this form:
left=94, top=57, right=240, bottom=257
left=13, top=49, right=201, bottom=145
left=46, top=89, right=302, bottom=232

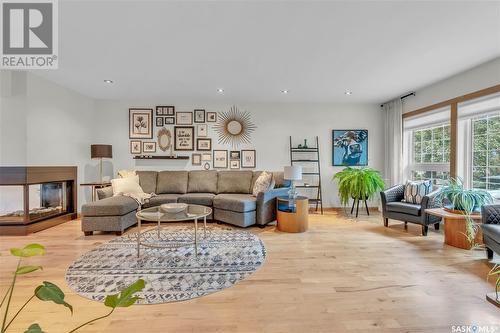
left=482, top=224, right=500, bottom=240
left=386, top=202, right=421, bottom=216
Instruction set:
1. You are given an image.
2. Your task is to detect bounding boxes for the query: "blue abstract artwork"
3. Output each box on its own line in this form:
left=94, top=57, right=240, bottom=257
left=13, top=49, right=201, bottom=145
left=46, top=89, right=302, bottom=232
left=332, top=130, right=368, bottom=166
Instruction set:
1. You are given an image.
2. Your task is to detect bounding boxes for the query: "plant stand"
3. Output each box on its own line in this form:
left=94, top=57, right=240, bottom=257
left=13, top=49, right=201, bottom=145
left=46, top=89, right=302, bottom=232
left=350, top=197, right=369, bottom=218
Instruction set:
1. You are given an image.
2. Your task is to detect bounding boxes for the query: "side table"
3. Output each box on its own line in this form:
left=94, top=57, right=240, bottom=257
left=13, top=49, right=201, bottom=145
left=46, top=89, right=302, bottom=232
left=80, top=181, right=112, bottom=202
left=276, top=196, right=309, bottom=233
left=425, top=207, right=482, bottom=250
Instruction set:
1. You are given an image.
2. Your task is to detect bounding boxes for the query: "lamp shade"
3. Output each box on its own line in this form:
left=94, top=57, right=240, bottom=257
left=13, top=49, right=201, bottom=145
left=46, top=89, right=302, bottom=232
left=284, top=165, right=302, bottom=181
left=91, top=144, right=113, bottom=159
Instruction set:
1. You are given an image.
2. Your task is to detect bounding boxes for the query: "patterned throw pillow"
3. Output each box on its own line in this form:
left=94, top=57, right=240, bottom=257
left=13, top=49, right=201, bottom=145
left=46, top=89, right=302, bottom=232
left=403, top=180, right=432, bottom=204
left=252, top=171, right=273, bottom=197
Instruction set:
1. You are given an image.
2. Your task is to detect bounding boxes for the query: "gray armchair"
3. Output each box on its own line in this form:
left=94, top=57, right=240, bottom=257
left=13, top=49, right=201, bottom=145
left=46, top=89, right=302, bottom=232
left=380, top=184, right=441, bottom=236
left=481, top=203, right=500, bottom=259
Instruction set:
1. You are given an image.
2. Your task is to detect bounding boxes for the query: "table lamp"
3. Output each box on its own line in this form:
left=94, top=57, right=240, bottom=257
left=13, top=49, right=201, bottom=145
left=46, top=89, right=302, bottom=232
left=91, top=144, right=113, bottom=182
left=284, top=165, right=302, bottom=199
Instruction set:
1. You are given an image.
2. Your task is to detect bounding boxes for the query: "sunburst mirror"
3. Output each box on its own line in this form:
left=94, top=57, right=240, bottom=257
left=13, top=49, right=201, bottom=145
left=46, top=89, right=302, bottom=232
left=213, top=106, right=256, bottom=148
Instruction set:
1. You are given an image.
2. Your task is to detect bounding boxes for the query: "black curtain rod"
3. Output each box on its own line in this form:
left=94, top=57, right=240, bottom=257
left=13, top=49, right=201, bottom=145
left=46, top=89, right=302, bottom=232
left=380, top=92, right=415, bottom=107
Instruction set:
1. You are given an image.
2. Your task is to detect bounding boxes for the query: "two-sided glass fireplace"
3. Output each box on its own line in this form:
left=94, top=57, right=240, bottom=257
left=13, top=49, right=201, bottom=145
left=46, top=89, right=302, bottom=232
left=0, top=167, right=77, bottom=235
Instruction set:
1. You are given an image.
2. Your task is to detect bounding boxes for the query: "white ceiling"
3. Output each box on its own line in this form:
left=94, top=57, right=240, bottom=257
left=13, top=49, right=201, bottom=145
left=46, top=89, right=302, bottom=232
left=33, top=0, right=500, bottom=103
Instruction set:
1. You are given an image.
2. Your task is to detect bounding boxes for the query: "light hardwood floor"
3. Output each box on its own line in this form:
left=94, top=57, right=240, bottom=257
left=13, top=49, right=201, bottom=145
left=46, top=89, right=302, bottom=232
left=1, top=211, right=499, bottom=333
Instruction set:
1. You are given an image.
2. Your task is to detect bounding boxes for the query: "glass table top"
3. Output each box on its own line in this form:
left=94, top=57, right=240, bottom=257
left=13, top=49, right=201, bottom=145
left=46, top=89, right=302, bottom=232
left=136, top=204, right=212, bottom=222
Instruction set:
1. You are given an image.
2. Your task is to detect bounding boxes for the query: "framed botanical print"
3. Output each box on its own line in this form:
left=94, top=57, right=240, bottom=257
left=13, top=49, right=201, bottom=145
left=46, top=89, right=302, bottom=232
left=156, top=117, right=164, bottom=127
left=230, top=160, right=240, bottom=169
left=202, top=153, right=211, bottom=161
left=197, top=124, right=208, bottom=137
left=196, top=138, right=212, bottom=151
left=241, top=150, right=256, bottom=168
left=230, top=151, right=240, bottom=160
left=176, top=112, right=193, bottom=125
left=143, top=142, right=156, bottom=153
left=194, top=109, right=205, bottom=123
left=156, top=105, right=175, bottom=116
left=192, top=153, right=202, bottom=166
left=174, top=126, right=194, bottom=151
left=213, top=150, right=228, bottom=168
left=130, top=140, right=141, bottom=154
left=165, top=117, right=175, bottom=125
left=129, top=108, right=153, bottom=139
left=207, top=112, right=217, bottom=122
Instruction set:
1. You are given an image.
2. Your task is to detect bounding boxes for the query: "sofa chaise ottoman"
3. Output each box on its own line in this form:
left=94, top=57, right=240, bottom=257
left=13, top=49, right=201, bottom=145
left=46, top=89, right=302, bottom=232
left=81, top=170, right=290, bottom=235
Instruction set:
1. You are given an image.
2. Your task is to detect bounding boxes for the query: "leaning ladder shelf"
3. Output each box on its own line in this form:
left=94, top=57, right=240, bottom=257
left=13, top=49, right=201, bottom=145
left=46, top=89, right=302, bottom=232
left=289, top=136, right=324, bottom=214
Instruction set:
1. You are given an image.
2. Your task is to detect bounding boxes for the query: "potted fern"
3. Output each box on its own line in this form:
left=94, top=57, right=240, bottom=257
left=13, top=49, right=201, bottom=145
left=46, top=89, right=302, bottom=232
left=332, top=167, right=385, bottom=211
left=434, top=178, right=493, bottom=245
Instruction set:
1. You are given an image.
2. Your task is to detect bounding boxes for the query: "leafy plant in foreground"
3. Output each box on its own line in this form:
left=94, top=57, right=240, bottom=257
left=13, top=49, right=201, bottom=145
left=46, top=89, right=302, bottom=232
left=0, top=244, right=145, bottom=333
left=487, top=263, right=500, bottom=302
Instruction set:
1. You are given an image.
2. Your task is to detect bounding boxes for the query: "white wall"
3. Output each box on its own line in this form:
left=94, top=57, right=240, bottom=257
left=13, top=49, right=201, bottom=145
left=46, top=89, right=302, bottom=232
left=0, top=71, right=28, bottom=165
left=0, top=71, right=96, bottom=211
left=94, top=100, right=384, bottom=208
left=402, top=57, right=500, bottom=113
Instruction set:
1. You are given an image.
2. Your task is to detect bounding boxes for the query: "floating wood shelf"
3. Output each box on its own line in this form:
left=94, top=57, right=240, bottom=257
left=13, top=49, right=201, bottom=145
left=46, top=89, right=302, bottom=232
left=133, top=155, right=189, bottom=160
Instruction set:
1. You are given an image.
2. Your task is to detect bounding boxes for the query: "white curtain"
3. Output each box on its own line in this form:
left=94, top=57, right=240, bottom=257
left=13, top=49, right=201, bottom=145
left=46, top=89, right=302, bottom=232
left=383, top=99, right=403, bottom=187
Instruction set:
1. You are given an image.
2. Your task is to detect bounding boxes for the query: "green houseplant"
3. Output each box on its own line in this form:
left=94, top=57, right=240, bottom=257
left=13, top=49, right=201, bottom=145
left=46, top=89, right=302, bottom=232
left=1, top=243, right=145, bottom=333
left=434, top=177, right=493, bottom=245
left=332, top=167, right=385, bottom=206
left=487, top=263, right=500, bottom=306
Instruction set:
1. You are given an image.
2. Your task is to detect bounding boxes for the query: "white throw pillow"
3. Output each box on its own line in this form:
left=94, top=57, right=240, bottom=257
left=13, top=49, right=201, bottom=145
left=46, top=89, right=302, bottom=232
left=118, top=169, right=137, bottom=179
left=252, top=171, right=273, bottom=197
left=111, top=177, right=144, bottom=196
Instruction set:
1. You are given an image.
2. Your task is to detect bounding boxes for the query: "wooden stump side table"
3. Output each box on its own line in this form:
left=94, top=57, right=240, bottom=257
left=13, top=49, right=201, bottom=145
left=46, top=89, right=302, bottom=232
left=276, top=196, right=309, bottom=233
left=425, top=207, right=482, bottom=250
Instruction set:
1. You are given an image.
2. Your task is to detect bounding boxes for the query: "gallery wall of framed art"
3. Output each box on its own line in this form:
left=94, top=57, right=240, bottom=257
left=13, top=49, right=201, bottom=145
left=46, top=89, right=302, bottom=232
left=127, top=105, right=258, bottom=170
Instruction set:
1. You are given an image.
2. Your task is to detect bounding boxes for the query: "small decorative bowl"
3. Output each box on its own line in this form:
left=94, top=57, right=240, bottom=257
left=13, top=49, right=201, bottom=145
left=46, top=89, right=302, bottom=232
left=160, top=203, right=188, bottom=214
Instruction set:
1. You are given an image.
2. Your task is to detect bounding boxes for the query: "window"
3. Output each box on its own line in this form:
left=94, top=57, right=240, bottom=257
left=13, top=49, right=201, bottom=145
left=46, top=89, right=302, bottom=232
left=403, top=107, right=451, bottom=184
left=471, top=114, right=500, bottom=190
left=457, top=92, right=500, bottom=198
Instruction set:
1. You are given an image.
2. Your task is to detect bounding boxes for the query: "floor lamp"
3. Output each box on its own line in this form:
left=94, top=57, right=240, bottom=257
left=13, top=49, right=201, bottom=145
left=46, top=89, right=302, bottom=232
left=91, top=144, right=113, bottom=182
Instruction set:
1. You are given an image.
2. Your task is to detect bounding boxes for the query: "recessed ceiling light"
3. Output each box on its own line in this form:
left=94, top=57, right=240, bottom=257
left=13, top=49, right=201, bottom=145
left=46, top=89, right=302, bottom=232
left=217, top=88, right=224, bottom=94
left=345, top=90, right=353, bottom=95
left=281, top=90, right=289, bottom=94
left=104, top=79, right=113, bottom=84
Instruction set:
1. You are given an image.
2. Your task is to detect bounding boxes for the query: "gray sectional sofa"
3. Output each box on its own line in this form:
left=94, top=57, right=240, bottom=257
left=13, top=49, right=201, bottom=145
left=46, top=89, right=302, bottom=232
left=81, top=170, right=290, bottom=235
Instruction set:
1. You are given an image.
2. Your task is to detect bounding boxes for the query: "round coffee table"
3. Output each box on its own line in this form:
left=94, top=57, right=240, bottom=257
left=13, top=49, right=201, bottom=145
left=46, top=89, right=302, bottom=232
left=135, top=204, right=212, bottom=258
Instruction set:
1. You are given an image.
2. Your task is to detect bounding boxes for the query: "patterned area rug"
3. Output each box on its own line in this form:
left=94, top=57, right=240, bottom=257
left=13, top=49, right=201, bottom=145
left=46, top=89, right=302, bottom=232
left=65, top=224, right=266, bottom=304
